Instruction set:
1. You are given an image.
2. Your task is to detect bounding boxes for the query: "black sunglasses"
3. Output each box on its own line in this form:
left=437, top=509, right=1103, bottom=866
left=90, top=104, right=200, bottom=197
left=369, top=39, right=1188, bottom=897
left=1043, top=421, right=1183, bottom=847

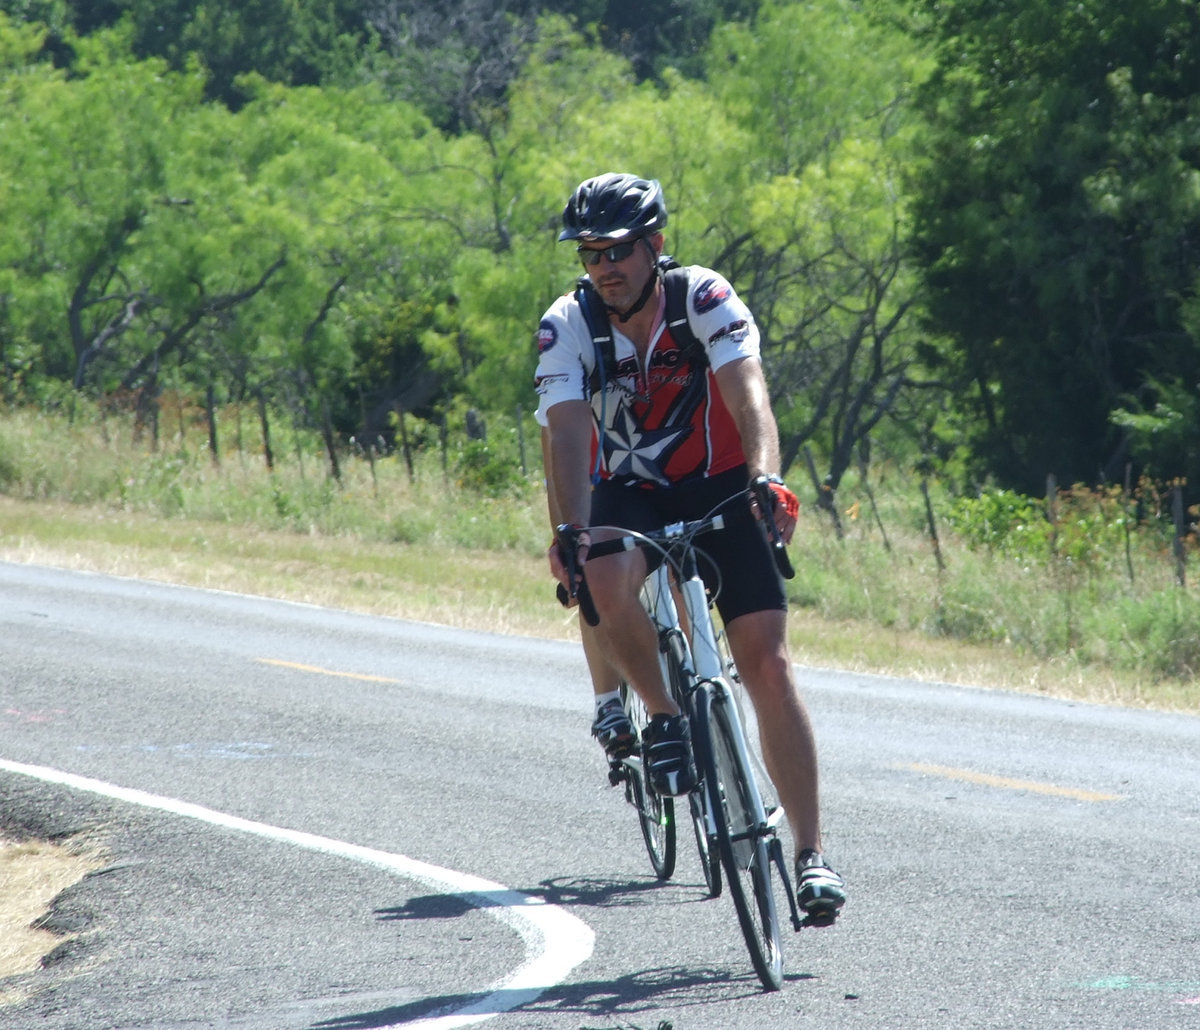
left=577, top=240, right=640, bottom=266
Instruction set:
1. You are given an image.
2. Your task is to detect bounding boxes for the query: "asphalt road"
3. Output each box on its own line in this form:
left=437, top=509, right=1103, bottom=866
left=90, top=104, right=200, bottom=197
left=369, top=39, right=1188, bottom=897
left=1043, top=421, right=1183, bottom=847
left=2, top=559, right=1199, bottom=1030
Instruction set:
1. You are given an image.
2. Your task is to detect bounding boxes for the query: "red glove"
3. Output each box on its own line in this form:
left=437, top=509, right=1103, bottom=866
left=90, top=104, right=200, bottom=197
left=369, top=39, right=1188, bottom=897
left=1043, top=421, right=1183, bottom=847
left=766, top=477, right=799, bottom=522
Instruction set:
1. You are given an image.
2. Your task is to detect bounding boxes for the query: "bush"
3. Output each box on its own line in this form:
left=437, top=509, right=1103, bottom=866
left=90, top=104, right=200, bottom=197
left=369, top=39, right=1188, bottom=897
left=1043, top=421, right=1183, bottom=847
left=944, top=482, right=1154, bottom=576
left=1111, top=591, right=1200, bottom=681
left=943, top=488, right=1047, bottom=554
left=455, top=440, right=530, bottom=498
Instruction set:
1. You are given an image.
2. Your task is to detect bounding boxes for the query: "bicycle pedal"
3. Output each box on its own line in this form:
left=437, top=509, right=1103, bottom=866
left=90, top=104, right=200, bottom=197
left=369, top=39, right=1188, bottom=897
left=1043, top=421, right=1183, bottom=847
left=800, top=908, right=840, bottom=929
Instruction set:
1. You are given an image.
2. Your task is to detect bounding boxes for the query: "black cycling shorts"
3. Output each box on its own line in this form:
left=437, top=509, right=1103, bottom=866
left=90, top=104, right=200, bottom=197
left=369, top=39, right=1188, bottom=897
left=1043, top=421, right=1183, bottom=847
left=589, top=464, right=787, bottom=625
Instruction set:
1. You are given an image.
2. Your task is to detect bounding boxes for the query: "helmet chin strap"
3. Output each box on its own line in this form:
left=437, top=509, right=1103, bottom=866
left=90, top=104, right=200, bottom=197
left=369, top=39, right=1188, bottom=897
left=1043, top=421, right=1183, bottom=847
left=607, top=238, right=661, bottom=323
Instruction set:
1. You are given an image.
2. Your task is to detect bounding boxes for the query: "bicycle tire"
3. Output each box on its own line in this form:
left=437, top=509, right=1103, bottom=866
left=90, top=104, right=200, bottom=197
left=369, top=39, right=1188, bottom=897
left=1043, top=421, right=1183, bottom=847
left=687, top=790, right=721, bottom=897
left=620, top=683, right=676, bottom=879
left=695, top=683, right=783, bottom=991
left=656, top=629, right=720, bottom=895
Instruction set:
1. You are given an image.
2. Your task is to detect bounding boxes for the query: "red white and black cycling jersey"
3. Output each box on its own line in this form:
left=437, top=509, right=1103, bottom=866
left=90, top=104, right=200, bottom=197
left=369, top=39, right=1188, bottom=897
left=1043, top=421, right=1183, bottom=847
left=534, top=266, right=759, bottom=487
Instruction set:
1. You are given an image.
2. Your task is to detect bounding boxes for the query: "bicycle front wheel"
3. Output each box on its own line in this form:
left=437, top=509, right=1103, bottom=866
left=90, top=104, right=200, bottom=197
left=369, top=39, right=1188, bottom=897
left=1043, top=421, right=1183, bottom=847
left=695, top=683, right=783, bottom=990
left=621, top=683, right=676, bottom=879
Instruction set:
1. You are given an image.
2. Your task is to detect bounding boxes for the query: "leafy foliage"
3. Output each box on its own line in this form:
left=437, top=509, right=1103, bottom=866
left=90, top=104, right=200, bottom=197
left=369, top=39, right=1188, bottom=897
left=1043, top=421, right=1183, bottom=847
left=908, top=0, right=1200, bottom=495
left=942, top=479, right=1184, bottom=575
left=1, top=1, right=1199, bottom=513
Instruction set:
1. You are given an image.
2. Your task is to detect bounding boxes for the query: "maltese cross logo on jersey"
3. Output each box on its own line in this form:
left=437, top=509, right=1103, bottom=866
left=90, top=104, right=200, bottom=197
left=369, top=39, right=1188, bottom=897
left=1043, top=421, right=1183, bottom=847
left=602, top=399, right=690, bottom=486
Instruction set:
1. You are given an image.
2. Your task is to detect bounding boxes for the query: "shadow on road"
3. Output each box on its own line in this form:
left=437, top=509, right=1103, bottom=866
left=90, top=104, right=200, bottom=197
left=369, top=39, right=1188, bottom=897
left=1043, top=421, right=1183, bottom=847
left=308, top=963, right=816, bottom=1029
left=375, top=873, right=695, bottom=924
left=347, top=874, right=816, bottom=1030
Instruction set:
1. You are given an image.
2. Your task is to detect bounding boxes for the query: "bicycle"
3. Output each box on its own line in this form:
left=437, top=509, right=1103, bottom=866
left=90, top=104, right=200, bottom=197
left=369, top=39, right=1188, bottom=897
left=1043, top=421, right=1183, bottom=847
left=556, top=478, right=808, bottom=991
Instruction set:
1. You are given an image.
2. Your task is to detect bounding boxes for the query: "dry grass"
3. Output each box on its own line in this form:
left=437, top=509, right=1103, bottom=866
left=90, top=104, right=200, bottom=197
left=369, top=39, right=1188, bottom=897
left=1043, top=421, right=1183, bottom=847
left=0, top=495, right=561, bottom=639
left=2, top=404, right=1197, bottom=708
left=0, top=837, right=102, bottom=994
left=782, top=609, right=1186, bottom=710
left=1, top=494, right=1190, bottom=713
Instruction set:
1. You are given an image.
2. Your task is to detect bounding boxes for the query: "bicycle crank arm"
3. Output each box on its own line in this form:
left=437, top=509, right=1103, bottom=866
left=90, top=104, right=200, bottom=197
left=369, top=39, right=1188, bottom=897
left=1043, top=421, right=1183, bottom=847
left=768, top=837, right=805, bottom=932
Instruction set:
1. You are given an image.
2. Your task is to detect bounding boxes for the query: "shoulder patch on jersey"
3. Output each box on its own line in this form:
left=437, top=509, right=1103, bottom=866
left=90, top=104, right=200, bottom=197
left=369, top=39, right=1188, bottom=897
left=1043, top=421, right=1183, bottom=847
left=708, top=319, right=750, bottom=345
left=537, top=319, right=558, bottom=354
left=693, top=276, right=731, bottom=315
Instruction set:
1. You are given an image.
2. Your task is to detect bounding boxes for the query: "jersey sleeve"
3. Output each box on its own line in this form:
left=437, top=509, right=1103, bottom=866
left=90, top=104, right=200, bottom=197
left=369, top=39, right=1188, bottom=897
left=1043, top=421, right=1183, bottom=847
left=533, top=293, right=593, bottom=427
left=685, top=267, right=761, bottom=371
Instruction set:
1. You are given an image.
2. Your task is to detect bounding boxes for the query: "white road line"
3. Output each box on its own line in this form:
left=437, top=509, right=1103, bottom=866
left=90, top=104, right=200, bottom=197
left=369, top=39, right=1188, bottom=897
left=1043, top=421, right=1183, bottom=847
left=0, top=758, right=594, bottom=1028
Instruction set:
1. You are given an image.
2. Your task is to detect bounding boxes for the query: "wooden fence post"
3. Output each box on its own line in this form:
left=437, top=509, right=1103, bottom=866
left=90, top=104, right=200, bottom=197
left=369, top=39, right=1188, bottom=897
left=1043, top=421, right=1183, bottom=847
left=394, top=404, right=415, bottom=484
left=256, top=392, right=274, bottom=472
left=1045, top=473, right=1058, bottom=556
left=857, top=444, right=892, bottom=553
left=357, top=386, right=378, bottom=497
left=439, top=413, right=449, bottom=481
left=320, top=397, right=341, bottom=484
left=920, top=479, right=945, bottom=572
left=1122, top=463, right=1134, bottom=584
left=1172, top=482, right=1187, bottom=588
left=516, top=405, right=527, bottom=475
left=803, top=445, right=844, bottom=539
left=206, top=385, right=220, bottom=466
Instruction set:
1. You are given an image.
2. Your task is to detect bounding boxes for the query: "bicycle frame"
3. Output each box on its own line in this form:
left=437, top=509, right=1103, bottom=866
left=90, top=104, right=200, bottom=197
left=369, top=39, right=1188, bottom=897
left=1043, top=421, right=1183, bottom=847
left=638, top=521, right=785, bottom=847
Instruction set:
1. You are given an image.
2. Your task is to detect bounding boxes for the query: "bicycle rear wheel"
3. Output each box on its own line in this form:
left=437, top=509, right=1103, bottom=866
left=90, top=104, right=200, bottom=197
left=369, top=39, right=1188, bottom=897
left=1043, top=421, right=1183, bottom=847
left=688, top=790, right=721, bottom=897
left=620, top=683, right=676, bottom=879
left=695, top=683, right=783, bottom=990
left=657, top=629, right=719, bottom=895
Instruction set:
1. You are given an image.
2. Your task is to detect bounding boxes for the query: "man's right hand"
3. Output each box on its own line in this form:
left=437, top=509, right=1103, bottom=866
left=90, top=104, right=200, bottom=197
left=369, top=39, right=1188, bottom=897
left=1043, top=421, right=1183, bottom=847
left=553, top=524, right=600, bottom=625
left=551, top=524, right=591, bottom=598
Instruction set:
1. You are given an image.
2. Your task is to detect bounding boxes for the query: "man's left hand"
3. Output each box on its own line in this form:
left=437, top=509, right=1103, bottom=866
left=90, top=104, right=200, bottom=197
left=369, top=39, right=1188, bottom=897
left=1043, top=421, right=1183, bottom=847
left=751, top=475, right=799, bottom=544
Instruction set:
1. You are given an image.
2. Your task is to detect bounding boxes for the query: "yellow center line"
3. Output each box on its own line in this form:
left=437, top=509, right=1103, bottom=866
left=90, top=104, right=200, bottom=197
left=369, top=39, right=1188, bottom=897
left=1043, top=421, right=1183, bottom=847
left=904, top=762, right=1125, bottom=803
left=255, top=658, right=403, bottom=685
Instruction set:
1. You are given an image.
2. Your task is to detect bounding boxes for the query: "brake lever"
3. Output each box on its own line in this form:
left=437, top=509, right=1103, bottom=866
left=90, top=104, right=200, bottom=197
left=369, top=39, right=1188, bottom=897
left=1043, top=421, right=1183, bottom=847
left=555, top=525, right=600, bottom=626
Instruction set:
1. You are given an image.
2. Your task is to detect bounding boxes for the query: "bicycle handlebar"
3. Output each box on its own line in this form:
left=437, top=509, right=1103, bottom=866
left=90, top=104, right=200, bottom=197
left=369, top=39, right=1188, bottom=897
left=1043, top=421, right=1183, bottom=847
left=555, top=482, right=794, bottom=623
left=586, top=513, right=724, bottom=558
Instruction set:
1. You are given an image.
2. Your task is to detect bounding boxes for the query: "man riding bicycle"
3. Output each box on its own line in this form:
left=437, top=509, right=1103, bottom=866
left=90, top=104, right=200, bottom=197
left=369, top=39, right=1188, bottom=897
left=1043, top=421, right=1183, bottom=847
left=534, top=173, right=845, bottom=922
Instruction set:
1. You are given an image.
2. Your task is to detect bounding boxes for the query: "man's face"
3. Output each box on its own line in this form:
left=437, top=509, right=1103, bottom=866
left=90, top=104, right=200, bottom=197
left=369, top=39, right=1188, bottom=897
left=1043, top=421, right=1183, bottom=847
left=579, top=234, right=662, bottom=312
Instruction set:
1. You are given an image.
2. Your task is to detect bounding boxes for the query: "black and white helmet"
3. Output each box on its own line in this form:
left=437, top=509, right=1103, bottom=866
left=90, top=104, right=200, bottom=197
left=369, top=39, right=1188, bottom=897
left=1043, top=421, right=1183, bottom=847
left=558, top=173, right=668, bottom=242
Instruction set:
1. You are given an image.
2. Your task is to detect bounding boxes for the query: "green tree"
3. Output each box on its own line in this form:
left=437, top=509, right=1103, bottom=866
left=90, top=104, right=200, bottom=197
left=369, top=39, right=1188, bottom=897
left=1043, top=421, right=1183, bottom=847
left=0, top=17, right=481, bottom=453
left=584, top=0, right=763, bottom=81
left=446, top=17, right=756, bottom=417
left=703, top=1, right=937, bottom=498
left=192, top=76, right=475, bottom=448
left=908, top=0, right=1200, bottom=496
left=0, top=20, right=216, bottom=395
left=114, top=0, right=367, bottom=107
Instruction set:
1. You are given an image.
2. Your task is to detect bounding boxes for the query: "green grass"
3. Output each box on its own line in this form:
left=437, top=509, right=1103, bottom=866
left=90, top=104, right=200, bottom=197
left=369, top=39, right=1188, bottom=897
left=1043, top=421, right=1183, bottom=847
left=2, top=404, right=1197, bottom=712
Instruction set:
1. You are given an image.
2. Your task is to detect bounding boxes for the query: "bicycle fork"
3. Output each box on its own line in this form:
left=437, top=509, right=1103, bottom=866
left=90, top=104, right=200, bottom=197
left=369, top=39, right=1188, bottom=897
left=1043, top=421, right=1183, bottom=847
left=710, top=679, right=806, bottom=933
